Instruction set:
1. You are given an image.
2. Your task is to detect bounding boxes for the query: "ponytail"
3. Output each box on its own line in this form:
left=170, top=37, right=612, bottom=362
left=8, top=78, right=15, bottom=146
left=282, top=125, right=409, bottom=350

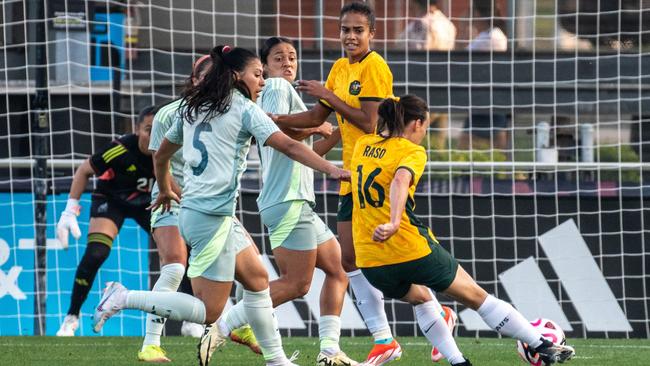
left=377, top=95, right=428, bottom=138
left=181, top=45, right=258, bottom=124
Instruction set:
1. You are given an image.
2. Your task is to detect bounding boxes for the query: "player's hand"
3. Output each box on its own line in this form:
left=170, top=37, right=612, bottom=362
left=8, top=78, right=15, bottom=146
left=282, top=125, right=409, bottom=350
left=56, top=199, right=82, bottom=250
left=329, top=167, right=350, bottom=181
left=147, top=190, right=180, bottom=213
left=267, top=112, right=279, bottom=123
left=373, top=223, right=399, bottom=242
left=295, top=80, right=330, bottom=99
left=317, top=122, right=333, bottom=138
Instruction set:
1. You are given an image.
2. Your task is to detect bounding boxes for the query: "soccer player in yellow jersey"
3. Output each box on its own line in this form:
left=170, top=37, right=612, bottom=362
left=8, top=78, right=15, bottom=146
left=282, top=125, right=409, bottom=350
left=272, top=3, right=455, bottom=364
left=351, top=95, right=576, bottom=366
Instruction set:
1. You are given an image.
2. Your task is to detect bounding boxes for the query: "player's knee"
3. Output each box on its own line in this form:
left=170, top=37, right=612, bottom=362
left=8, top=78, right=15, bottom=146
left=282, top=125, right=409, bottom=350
left=325, top=266, right=348, bottom=286
left=83, top=237, right=112, bottom=266
left=340, top=257, right=357, bottom=272
left=292, top=278, right=312, bottom=298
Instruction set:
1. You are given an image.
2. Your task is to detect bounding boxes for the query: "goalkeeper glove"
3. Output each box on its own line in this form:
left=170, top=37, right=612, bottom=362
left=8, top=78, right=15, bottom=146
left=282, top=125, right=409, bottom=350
left=56, top=198, right=82, bottom=250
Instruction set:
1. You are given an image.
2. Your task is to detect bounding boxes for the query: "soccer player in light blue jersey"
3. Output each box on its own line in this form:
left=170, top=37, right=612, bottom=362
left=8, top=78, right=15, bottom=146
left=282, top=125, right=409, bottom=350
left=212, top=37, right=357, bottom=366
left=139, top=55, right=259, bottom=362
left=92, top=45, right=349, bottom=366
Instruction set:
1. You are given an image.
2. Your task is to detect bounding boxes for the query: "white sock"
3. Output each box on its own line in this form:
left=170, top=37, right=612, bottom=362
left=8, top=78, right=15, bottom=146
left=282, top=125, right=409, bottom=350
left=415, top=301, right=465, bottom=364
left=347, top=270, right=392, bottom=341
left=126, top=290, right=206, bottom=324
left=477, top=295, right=542, bottom=348
left=243, top=288, right=286, bottom=362
left=319, top=315, right=341, bottom=353
left=428, top=289, right=445, bottom=316
left=219, top=300, right=248, bottom=335
left=142, top=263, right=185, bottom=348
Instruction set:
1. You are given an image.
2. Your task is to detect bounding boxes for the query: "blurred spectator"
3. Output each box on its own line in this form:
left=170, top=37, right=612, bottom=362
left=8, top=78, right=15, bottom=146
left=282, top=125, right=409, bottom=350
left=398, top=0, right=455, bottom=149
left=398, top=0, right=456, bottom=51
left=459, top=0, right=509, bottom=151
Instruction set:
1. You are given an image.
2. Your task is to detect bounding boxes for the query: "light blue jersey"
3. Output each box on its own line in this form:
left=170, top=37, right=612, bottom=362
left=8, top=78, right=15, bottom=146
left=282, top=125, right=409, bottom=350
left=149, top=98, right=184, bottom=204
left=166, top=90, right=280, bottom=215
left=256, top=78, right=315, bottom=211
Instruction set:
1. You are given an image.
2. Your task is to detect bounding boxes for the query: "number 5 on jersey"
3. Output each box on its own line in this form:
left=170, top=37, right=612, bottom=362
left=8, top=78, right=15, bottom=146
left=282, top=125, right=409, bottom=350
left=192, top=123, right=212, bottom=176
left=356, top=165, right=385, bottom=209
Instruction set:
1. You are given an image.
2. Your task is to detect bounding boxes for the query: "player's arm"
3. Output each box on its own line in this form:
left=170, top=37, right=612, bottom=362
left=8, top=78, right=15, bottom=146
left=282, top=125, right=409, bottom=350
left=373, top=168, right=412, bottom=242
left=149, top=138, right=182, bottom=212
left=265, top=131, right=349, bottom=181
left=281, top=121, right=332, bottom=141
left=149, top=113, right=182, bottom=197
left=273, top=102, right=331, bottom=129
left=150, top=151, right=182, bottom=197
left=68, top=159, right=96, bottom=200
left=296, top=80, right=379, bottom=134
left=313, top=127, right=341, bottom=156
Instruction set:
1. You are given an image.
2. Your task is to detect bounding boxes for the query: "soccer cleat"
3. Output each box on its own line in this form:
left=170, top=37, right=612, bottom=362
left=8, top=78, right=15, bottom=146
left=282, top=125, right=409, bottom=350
left=198, top=323, right=228, bottom=366
left=266, top=350, right=301, bottom=366
left=181, top=321, right=204, bottom=338
left=535, top=338, right=576, bottom=364
left=230, top=324, right=262, bottom=355
left=362, top=339, right=402, bottom=366
left=317, top=350, right=359, bottom=366
left=138, top=345, right=171, bottom=363
left=92, top=281, right=128, bottom=333
left=56, top=314, right=79, bottom=336
left=431, top=306, right=458, bottom=362
left=450, top=358, right=472, bottom=366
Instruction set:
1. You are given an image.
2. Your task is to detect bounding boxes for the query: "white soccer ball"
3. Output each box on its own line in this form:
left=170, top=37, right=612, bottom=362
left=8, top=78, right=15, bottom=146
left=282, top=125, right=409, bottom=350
left=516, top=318, right=566, bottom=366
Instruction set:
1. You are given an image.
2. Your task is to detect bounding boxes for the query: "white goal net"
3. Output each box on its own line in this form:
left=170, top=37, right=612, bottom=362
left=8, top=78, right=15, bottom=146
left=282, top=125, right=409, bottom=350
left=0, top=0, right=648, bottom=339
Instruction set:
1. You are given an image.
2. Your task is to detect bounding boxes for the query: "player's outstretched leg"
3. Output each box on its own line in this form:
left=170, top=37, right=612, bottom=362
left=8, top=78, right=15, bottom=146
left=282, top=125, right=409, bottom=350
left=233, top=243, right=297, bottom=366
left=139, top=262, right=185, bottom=363
left=431, top=306, right=457, bottom=362
left=314, top=238, right=358, bottom=366
left=444, top=266, right=575, bottom=364
left=58, top=237, right=112, bottom=336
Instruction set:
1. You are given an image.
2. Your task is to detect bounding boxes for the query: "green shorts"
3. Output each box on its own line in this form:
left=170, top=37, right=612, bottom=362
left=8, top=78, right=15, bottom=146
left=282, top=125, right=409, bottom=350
left=336, top=193, right=353, bottom=222
left=179, top=208, right=251, bottom=282
left=361, top=243, right=458, bottom=300
left=150, top=204, right=180, bottom=230
left=261, top=200, right=334, bottom=251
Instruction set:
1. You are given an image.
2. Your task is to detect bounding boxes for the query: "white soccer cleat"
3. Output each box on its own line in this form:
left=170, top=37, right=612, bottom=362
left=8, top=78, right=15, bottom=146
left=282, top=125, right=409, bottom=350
left=266, top=350, right=301, bottom=366
left=56, top=314, right=79, bottom=336
left=198, top=323, right=228, bottom=366
left=181, top=320, right=205, bottom=338
left=92, top=281, right=128, bottom=333
left=317, top=350, right=359, bottom=366
left=431, top=306, right=458, bottom=362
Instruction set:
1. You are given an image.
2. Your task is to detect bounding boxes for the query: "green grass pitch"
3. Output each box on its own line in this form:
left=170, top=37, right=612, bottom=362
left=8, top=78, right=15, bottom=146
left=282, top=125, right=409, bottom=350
left=1, top=336, right=649, bottom=365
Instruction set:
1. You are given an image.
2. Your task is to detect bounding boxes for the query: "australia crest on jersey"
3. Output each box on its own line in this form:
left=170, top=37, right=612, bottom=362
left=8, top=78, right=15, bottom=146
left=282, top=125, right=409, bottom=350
left=349, top=80, right=361, bottom=95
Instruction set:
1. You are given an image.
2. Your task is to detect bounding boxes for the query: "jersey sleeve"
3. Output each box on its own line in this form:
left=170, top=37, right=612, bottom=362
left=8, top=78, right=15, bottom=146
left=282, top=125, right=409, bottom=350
left=149, top=111, right=171, bottom=152
left=396, top=147, right=426, bottom=186
left=89, top=140, right=123, bottom=175
left=164, top=117, right=184, bottom=145
left=358, top=57, right=393, bottom=102
left=260, top=79, right=293, bottom=115
left=243, top=103, right=281, bottom=146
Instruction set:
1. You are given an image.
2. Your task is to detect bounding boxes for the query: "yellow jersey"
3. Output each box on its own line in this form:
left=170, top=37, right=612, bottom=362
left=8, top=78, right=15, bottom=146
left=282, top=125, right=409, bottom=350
left=350, top=134, right=439, bottom=268
left=320, top=51, right=393, bottom=195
